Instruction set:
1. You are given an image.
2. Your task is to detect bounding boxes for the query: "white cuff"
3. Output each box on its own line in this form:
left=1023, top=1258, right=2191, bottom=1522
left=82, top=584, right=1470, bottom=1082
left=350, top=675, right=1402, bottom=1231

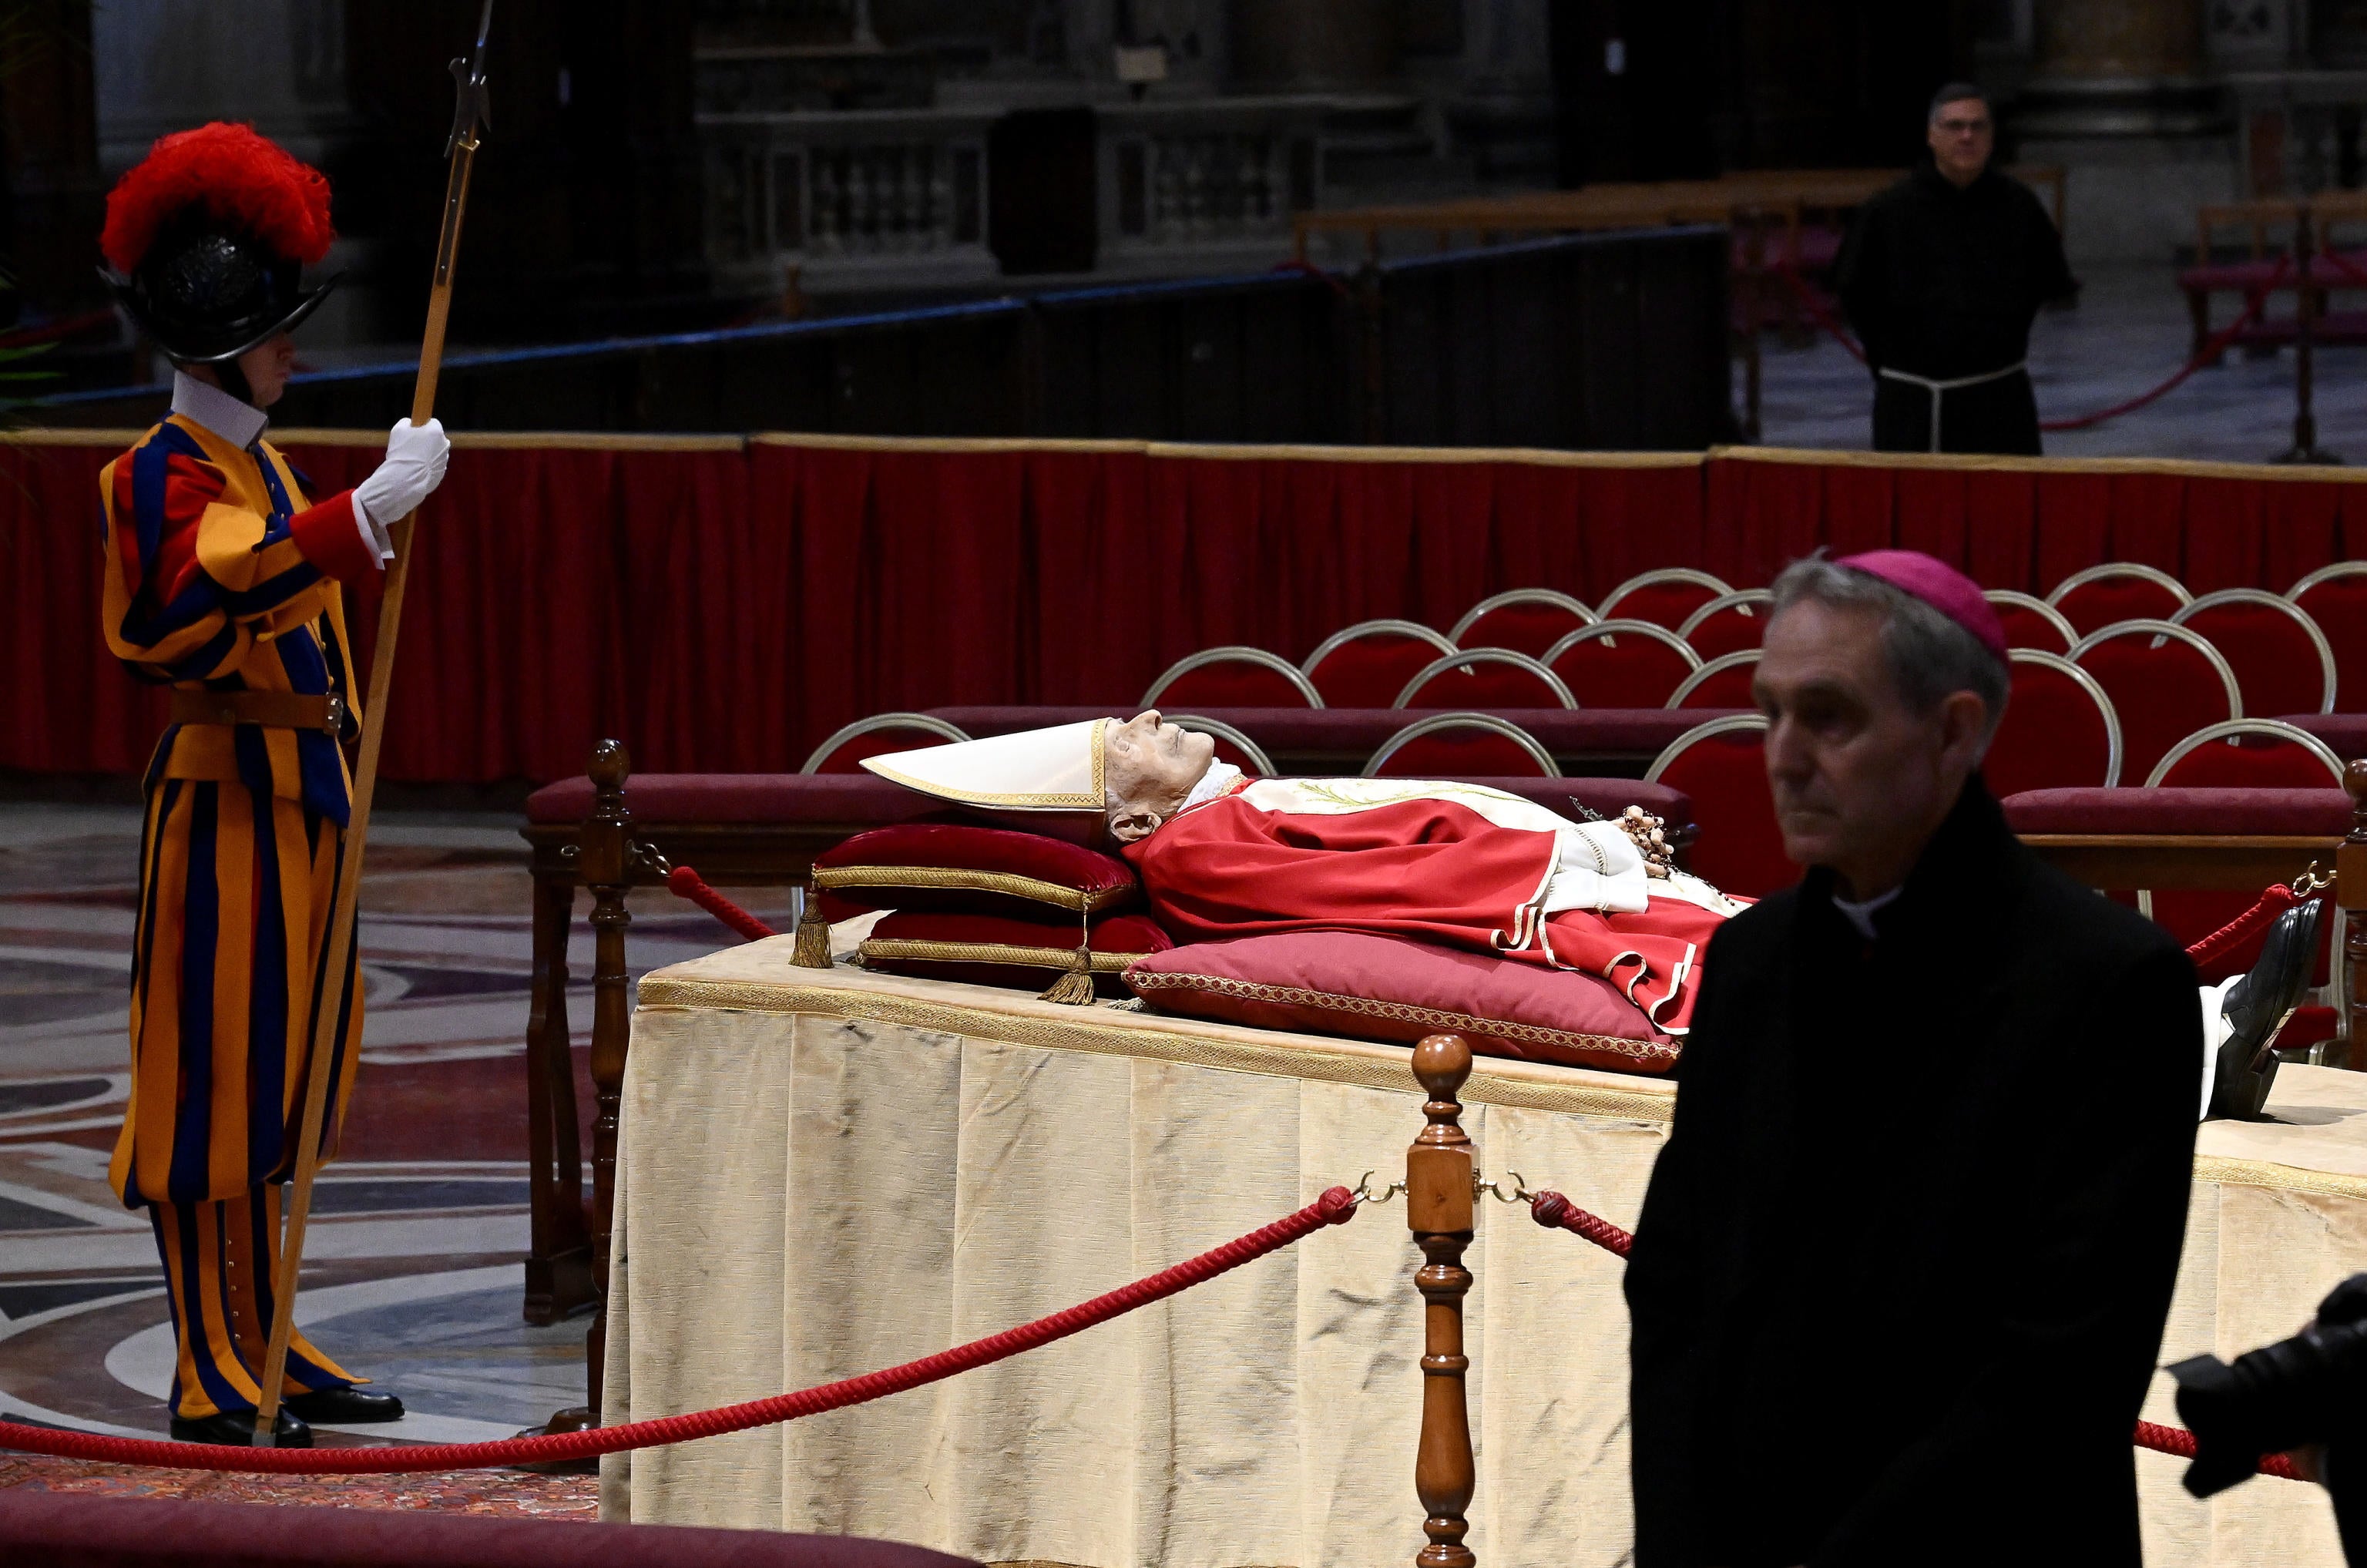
left=351, top=491, right=396, bottom=565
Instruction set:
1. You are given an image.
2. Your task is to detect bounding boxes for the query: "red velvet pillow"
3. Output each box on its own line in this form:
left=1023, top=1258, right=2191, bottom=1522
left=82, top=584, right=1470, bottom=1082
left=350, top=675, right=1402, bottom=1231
left=1125, top=930, right=1680, bottom=1076
left=861, top=909, right=1173, bottom=998
left=815, top=823, right=1140, bottom=922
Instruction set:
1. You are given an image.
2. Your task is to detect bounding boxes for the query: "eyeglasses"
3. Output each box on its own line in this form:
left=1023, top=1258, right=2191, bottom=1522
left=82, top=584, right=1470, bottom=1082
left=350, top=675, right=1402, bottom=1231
left=1935, top=117, right=1991, bottom=136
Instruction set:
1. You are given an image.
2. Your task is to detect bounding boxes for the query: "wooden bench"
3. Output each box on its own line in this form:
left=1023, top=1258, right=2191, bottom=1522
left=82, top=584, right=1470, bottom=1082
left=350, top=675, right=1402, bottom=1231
left=2179, top=193, right=2367, bottom=360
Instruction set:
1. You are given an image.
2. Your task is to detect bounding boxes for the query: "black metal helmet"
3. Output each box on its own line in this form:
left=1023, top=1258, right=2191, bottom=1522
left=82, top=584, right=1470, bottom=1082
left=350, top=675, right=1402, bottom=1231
left=99, top=123, right=340, bottom=366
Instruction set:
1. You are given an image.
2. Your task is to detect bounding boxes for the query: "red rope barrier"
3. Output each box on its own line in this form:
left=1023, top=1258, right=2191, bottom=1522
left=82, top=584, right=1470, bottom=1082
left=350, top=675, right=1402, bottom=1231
left=1526, top=1190, right=2306, bottom=1485
left=0, top=1187, right=1359, bottom=1474
left=2183, top=883, right=2305, bottom=971
left=1765, top=255, right=2293, bottom=433
left=2317, top=245, right=2367, bottom=290
left=666, top=865, right=777, bottom=942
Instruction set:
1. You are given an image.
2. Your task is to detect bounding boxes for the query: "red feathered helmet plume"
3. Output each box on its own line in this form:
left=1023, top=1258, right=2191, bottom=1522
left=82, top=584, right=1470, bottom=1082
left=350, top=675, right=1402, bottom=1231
left=101, top=123, right=341, bottom=366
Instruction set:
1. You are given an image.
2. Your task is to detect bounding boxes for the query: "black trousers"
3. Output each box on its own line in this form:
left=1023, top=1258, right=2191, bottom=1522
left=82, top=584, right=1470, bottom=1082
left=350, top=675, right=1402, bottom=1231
left=1870, top=368, right=2042, bottom=455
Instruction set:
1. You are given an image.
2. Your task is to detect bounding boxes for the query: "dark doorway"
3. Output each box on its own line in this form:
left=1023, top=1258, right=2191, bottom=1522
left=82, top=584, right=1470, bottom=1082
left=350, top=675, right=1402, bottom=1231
left=989, top=107, right=1098, bottom=275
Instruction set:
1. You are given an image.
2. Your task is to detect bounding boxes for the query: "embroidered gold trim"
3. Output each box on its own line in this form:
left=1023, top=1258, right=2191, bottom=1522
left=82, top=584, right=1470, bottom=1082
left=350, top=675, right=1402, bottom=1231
left=633, top=974, right=1680, bottom=1120
left=2193, top=1154, right=2367, bottom=1203
left=861, top=939, right=1147, bottom=974
left=814, top=864, right=1137, bottom=913
left=1126, top=971, right=1679, bottom=1066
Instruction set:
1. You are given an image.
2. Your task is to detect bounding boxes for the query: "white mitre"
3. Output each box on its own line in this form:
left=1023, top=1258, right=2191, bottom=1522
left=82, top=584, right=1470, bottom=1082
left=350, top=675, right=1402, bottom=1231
left=861, top=719, right=1111, bottom=813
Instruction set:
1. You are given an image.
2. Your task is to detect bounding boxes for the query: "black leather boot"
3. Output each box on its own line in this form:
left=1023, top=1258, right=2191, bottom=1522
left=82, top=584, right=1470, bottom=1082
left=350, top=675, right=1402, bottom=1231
left=284, top=1387, right=405, bottom=1423
left=170, top=1408, right=311, bottom=1446
left=2208, top=898, right=2325, bottom=1121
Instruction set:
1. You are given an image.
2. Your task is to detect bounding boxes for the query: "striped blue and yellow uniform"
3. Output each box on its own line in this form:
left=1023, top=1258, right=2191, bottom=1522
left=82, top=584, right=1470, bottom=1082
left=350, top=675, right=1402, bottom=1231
left=102, top=409, right=384, bottom=1417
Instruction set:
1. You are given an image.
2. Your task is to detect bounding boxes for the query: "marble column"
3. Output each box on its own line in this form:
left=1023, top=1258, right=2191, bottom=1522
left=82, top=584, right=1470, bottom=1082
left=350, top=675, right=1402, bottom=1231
left=2019, top=0, right=2221, bottom=136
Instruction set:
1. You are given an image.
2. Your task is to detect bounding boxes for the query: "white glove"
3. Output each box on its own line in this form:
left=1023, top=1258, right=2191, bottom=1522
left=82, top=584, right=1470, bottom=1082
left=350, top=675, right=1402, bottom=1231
left=353, top=418, right=451, bottom=542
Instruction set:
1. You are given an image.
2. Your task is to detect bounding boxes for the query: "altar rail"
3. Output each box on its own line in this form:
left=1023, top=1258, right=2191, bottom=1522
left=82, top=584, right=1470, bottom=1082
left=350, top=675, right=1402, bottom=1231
left=5, top=435, right=2365, bottom=788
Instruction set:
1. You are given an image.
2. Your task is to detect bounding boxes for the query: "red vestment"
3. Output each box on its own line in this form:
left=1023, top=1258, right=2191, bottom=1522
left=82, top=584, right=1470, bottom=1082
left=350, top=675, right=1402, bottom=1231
left=1124, top=790, right=1731, bottom=1033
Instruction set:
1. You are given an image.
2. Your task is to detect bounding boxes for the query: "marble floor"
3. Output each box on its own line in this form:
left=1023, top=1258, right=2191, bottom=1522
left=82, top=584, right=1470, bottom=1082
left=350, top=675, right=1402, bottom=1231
left=0, top=802, right=791, bottom=1466
left=1753, top=262, right=2367, bottom=463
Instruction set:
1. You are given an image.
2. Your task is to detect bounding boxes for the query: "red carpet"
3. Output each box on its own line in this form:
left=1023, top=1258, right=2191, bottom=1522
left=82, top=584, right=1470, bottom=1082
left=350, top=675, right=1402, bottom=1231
left=0, top=1451, right=595, bottom=1519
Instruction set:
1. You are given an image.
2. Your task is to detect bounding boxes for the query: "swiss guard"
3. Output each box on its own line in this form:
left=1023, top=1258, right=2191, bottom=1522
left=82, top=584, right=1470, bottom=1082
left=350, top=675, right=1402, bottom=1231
left=96, top=123, right=451, bottom=1445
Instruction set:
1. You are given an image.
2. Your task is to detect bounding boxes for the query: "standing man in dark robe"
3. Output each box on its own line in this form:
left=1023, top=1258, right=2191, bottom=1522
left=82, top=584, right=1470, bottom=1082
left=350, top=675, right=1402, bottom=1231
left=1835, top=84, right=2075, bottom=455
left=1625, top=550, right=2201, bottom=1566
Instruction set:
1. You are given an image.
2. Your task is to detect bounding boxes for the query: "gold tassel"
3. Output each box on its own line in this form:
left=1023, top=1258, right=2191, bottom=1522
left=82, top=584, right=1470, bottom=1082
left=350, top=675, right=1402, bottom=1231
left=1038, top=907, right=1097, bottom=1004
left=791, top=875, right=833, bottom=969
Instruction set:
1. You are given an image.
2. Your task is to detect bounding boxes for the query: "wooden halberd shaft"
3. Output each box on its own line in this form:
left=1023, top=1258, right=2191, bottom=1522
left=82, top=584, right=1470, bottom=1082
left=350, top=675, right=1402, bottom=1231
left=1408, top=1032, right=1478, bottom=1568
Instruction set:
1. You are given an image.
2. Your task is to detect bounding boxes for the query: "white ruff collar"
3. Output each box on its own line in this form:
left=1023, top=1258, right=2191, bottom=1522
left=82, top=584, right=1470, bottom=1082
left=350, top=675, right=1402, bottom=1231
left=1179, top=761, right=1243, bottom=813
left=171, top=369, right=268, bottom=448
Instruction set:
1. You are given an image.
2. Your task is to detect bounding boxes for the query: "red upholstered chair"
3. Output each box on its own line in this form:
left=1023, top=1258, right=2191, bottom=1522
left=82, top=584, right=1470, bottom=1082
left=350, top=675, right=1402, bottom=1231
left=802, top=713, right=972, bottom=774
left=1543, top=619, right=1702, bottom=708
left=1143, top=646, right=1322, bottom=709
left=2144, top=720, right=2345, bottom=982
left=1449, top=589, right=1597, bottom=657
left=1595, top=567, right=1734, bottom=630
left=1985, top=652, right=2123, bottom=794
left=1395, top=649, right=1576, bottom=709
left=2046, top=562, right=2191, bottom=637
left=1677, top=589, right=1773, bottom=661
left=2288, top=561, right=2367, bottom=712
left=1166, top=713, right=1276, bottom=776
left=1302, top=619, right=1459, bottom=709
left=1365, top=712, right=1558, bottom=777
left=1645, top=715, right=1791, bottom=898
left=1985, top=589, right=2078, bottom=654
left=2069, top=619, right=2242, bottom=785
left=1668, top=650, right=1761, bottom=710
left=2172, top=589, right=2337, bottom=717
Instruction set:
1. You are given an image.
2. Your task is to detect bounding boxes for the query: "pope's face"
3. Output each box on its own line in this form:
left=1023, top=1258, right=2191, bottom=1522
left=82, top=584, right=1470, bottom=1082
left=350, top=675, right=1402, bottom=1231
left=1755, top=599, right=1986, bottom=899
left=1103, top=710, right=1217, bottom=843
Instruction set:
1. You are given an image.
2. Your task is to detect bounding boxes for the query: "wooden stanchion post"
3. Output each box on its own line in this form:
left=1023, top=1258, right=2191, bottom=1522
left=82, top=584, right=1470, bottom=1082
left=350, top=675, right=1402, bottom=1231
left=1408, top=1032, right=1477, bottom=1568
left=2277, top=200, right=2342, bottom=465
left=2342, top=760, right=2366, bottom=1070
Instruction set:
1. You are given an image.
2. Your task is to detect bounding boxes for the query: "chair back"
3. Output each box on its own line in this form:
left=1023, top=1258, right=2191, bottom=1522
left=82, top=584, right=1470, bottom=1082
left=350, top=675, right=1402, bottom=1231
left=2172, top=589, right=2336, bottom=717
left=1986, top=652, right=2122, bottom=794
left=1301, top=619, right=1459, bottom=709
left=1543, top=620, right=1702, bottom=707
left=801, top=713, right=972, bottom=774
left=2069, top=619, right=2242, bottom=784
left=2289, top=562, right=2367, bottom=711
left=1395, top=650, right=1576, bottom=710
left=1449, top=589, right=1596, bottom=657
left=1595, top=568, right=1734, bottom=630
left=2046, top=563, right=2191, bottom=637
left=1985, top=589, right=2077, bottom=654
left=1667, top=650, right=1761, bottom=710
left=1643, top=715, right=1791, bottom=898
left=1166, top=714, right=1277, bottom=777
left=1143, top=647, right=1322, bottom=709
left=1677, top=589, right=1774, bottom=661
left=1365, top=713, right=1558, bottom=777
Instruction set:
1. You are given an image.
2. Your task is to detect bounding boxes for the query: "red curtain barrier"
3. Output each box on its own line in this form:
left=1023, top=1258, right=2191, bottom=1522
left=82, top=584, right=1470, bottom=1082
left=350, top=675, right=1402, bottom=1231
left=8, top=434, right=2365, bottom=784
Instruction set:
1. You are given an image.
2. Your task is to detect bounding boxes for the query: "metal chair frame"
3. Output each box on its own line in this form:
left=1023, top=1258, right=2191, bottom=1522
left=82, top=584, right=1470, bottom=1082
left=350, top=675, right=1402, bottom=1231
left=1643, top=712, right=1771, bottom=784
left=2287, top=559, right=2367, bottom=601
left=1362, top=711, right=1560, bottom=778
left=1392, top=649, right=1577, bottom=709
left=1448, top=589, right=1599, bottom=649
left=1984, top=589, right=2080, bottom=652
left=1666, top=649, right=1763, bottom=710
left=1143, top=646, right=1325, bottom=709
left=1675, top=588, right=1773, bottom=646
left=1595, top=566, right=1736, bottom=623
left=2046, top=562, right=2194, bottom=613
left=2004, top=650, right=2125, bottom=788
left=1539, top=619, right=1704, bottom=687
left=1163, top=713, right=1278, bottom=777
left=2141, top=717, right=2346, bottom=788
left=799, top=713, right=972, bottom=774
left=2069, top=618, right=2245, bottom=723
left=1300, top=618, right=1459, bottom=679
left=2173, top=589, right=2339, bottom=715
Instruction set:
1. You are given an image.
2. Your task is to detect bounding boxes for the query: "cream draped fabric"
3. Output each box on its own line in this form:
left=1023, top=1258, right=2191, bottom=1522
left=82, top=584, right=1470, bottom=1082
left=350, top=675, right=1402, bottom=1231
left=601, top=938, right=2365, bottom=1567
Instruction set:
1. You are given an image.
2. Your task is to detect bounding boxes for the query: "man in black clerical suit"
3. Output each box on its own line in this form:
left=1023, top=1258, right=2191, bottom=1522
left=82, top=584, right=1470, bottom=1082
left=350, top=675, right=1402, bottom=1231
left=1835, top=84, right=2075, bottom=455
left=1626, top=550, right=2200, bottom=1567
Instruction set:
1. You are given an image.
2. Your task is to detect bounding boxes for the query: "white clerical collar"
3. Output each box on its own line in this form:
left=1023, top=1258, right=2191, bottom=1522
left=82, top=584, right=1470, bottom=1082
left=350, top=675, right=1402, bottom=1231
left=1831, top=884, right=1903, bottom=942
left=1179, top=761, right=1243, bottom=814
left=170, top=369, right=268, bottom=448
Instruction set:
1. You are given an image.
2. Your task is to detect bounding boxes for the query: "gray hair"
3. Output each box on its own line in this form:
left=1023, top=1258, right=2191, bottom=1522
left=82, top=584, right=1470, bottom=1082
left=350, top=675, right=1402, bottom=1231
left=1768, top=553, right=2009, bottom=736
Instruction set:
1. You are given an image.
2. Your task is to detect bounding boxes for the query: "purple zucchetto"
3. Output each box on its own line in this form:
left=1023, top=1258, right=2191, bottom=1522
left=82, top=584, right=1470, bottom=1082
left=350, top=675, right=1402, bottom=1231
left=1835, top=549, right=2008, bottom=663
